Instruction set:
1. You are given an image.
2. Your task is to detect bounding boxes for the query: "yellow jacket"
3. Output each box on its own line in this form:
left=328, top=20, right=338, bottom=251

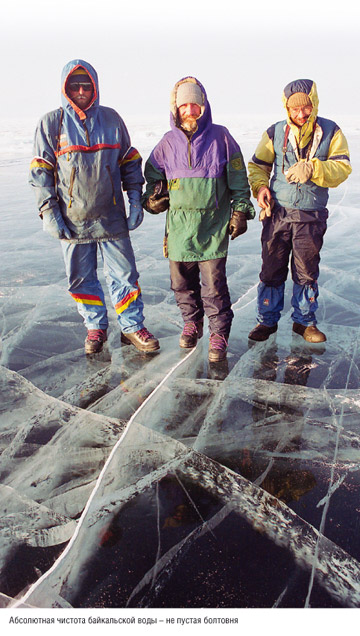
left=248, top=80, right=351, bottom=199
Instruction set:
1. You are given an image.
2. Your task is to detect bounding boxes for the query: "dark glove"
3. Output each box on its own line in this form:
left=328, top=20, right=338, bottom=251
left=146, top=180, right=169, bottom=214
left=127, top=203, right=144, bottom=230
left=42, top=208, right=72, bottom=240
left=229, top=210, right=247, bottom=240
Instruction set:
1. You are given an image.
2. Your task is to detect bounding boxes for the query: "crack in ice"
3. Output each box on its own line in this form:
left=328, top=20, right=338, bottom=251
left=13, top=345, right=198, bottom=607
left=304, top=336, right=359, bottom=608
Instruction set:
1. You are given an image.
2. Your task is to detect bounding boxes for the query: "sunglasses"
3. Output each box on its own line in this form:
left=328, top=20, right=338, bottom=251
left=68, top=82, right=93, bottom=92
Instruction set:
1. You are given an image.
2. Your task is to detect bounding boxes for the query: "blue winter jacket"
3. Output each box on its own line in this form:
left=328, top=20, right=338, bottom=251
left=29, top=59, right=144, bottom=243
left=268, top=117, right=340, bottom=212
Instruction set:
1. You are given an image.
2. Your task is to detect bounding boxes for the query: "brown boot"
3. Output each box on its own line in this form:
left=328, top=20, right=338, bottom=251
left=85, top=329, right=107, bottom=354
left=292, top=323, right=326, bottom=343
left=179, top=320, right=204, bottom=348
left=121, top=327, right=160, bottom=352
left=208, top=333, right=228, bottom=362
left=248, top=323, right=277, bottom=342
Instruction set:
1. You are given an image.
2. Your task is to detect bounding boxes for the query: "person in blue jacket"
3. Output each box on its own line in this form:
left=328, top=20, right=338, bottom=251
left=29, top=59, right=159, bottom=354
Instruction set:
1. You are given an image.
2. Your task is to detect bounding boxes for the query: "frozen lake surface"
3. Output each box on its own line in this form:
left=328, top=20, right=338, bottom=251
left=0, top=114, right=360, bottom=610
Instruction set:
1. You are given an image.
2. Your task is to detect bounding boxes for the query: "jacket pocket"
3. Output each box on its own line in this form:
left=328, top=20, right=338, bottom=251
left=169, top=177, right=216, bottom=211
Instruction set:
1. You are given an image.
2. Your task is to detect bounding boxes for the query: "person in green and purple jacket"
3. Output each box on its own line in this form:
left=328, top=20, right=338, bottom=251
left=142, top=77, right=255, bottom=362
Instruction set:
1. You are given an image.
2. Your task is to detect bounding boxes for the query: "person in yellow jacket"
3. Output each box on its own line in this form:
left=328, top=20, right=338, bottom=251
left=247, top=79, right=351, bottom=343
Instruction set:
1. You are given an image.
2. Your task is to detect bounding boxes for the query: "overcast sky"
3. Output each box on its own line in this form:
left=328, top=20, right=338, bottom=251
left=1, top=0, right=359, bottom=125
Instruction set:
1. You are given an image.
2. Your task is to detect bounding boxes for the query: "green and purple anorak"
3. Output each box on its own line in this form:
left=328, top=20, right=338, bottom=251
left=143, top=77, right=255, bottom=261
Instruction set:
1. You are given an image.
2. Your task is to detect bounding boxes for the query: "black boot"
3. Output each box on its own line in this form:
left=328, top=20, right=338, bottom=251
left=248, top=323, right=278, bottom=342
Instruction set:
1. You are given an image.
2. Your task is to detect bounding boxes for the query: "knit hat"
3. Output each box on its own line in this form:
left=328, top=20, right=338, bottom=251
left=287, top=92, right=312, bottom=109
left=176, top=82, right=203, bottom=108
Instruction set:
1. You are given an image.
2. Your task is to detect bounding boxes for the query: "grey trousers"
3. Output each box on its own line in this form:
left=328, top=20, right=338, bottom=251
left=169, top=257, right=233, bottom=337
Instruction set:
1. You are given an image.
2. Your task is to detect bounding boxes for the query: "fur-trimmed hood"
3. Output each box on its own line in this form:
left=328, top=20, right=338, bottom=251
left=170, top=76, right=211, bottom=136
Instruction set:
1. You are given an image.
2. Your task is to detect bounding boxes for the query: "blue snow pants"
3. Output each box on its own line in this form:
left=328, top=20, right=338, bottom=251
left=61, top=238, right=144, bottom=333
left=169, top=257, right=233, bottom=337
left=257, top=207, right=327, bottom=327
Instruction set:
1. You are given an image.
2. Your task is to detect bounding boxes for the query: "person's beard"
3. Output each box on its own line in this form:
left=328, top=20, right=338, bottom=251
left=180, top=117, right=199, bottom=133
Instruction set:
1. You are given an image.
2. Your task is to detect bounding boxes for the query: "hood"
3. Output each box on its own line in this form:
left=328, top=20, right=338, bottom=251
left=282, top=78, right=319, bottom=144
left=61, top=59, right=99, bottom=121
left=170, top=76, right=212, bottom=136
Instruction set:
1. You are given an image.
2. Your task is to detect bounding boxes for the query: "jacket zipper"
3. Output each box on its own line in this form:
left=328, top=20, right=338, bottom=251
left=68, top=120, right=90, bottom=208
left=187, top=138, right=192, bottom=168
left=68, top=167, right=76, bottom=208
left=106, top=165, right=117, bottom=205
left=82, top=121, right=90, bottom=146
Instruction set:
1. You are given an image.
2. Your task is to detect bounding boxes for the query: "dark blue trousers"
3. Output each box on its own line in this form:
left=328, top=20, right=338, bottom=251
left=257, top=207, right=327, bottom=326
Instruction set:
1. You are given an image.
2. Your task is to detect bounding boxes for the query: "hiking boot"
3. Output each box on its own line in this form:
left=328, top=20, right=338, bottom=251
left=179, top=320, right=204, bottom=348
left=208, top=333, right=228, bottom=362
left=85, top=329, right=107, bottom=354
left=292, top=322, right=326, bottom=343
left=248, top=323, right=278, bottom=342
left=121, top=327, right=160, bottom=352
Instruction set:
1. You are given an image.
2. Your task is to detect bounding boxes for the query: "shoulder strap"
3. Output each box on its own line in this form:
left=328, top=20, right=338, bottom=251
left=305, top=117, right=317, bottom=161
left=282, top=125, right=290, bottom=174
left=282, top=124, right=290, bottom=154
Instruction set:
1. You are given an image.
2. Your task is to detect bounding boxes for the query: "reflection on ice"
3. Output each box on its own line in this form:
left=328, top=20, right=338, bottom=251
left=0, top=120, right=360, bottom=608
